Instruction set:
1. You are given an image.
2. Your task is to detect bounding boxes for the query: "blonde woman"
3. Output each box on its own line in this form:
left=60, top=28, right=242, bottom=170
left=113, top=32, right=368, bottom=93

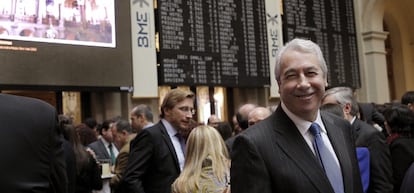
left=172, top=125, right=231, bottom=193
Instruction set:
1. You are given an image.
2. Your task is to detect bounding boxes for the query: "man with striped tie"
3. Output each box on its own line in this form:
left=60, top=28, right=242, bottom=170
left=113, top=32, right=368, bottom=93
left=230, top=38, right=363, bottom=193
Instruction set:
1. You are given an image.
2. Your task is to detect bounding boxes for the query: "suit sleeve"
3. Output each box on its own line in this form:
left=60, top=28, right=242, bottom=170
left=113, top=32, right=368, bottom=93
left=110, top=150, right=129, bottom=188
left=119, top=130, right=154, bottom=193
left=366, top=130, right=393, bottom=193
left=230, top=134, right=271, bottom=193
left=389, top=141, right=411, bottom=193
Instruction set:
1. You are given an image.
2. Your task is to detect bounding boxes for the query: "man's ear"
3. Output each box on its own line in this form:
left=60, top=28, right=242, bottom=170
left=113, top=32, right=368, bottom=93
left=408, top=103, right=414, bottom=111
left=343, top=103, right=352, bottom=114
left=277, top=80, right=281, bottom=94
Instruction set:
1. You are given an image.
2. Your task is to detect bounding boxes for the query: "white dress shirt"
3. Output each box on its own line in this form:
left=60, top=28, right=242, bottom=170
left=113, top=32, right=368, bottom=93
left=161, top=119, right=185, bottom=171
left=281, top=102, right=340, bottom=167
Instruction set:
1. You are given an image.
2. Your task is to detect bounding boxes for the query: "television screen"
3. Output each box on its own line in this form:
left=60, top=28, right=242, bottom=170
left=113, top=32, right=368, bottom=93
left=0, top=0, right=115, bottom=47
left=0, top=0, right=133, bottom=91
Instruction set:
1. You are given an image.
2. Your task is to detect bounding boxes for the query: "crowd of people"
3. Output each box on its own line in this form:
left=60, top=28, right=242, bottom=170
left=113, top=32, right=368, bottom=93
left=3, top=38, right=414, bottom=193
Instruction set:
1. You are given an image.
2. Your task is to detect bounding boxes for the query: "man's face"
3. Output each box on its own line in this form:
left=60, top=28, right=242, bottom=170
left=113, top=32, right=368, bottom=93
left=102, top=127, right=114, bottom=143
left=278, top=50, right=327, bottom=121
left=164, top=98, right=194, bottom=132
left=232, top=115, right=242, bottom=135
left=208, top=116, right=220, bottom=128
left=111, top=126, right=128, bottom=149
left=130, top=113, right=141, bottom=131
left=322, top=94, right=351, bottom=120
left=408, top=103, right=414, bottom=112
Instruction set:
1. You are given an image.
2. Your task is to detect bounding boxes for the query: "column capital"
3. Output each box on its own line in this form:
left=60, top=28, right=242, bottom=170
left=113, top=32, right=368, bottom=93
left=362, top=30, right=389, bottom=41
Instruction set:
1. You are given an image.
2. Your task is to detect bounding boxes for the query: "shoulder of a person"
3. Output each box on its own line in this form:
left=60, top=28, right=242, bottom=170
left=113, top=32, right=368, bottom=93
left=9, top=94, right=50, bottom=106
left=390, top=137, right=414, bottom=147
left=322, top=112, right=354, bottom=135
left=137, top=123, right=161, bottom=137
left=144, top=121, right=163, bottom=132
left=321, top=111, right=348, bottom=124
left=120, top=143, right=130, bottom=153
left=88, top=140, right=101, bottom=149
left=1, top=94, right=55, bottom=114
left=355, top=119, right=381, bottom=136
left=132, top=125, right=161, bottom=146
left=236, top=118, right=274, bottom=145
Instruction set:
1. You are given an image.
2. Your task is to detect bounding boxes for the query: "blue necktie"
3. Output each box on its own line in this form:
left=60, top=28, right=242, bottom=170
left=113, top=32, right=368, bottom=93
left=309, top=123, right=344, bottom=193
left=176, top=133, right=186, bottom=156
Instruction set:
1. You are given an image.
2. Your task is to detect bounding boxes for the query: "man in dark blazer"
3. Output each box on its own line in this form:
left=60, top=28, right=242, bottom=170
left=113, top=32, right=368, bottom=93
left=230, top=38, right=363, bottom=193
left=118, top=89, right=195, bottom=193
left=225, top=103, right=257, bottom=153
left=358, top=102, right=385, bottom=128
left=400, top=163, right=414, bottom=193
left=88, top=119, right=119, bottom=193
left=88, top=120, right=119, bottom=163
left=0, top=94, right=67, bottom=193
left=323, top=86, right=393, bottom=193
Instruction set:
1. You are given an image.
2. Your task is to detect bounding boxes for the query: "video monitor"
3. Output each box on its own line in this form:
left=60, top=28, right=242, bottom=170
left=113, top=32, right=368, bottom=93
left=0, top=0, right=133, bottom=91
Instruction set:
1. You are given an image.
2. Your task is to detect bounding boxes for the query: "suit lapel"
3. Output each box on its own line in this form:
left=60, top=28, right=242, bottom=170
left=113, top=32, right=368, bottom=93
left=99, top=138, right=111, bottom=159
left=321, top=112, right=354, bottom=193
left=159, top=122, right=181, bottom=172
left=351, top=120, right=363, bottom=145
left=272, top=108, right=335, bottom=193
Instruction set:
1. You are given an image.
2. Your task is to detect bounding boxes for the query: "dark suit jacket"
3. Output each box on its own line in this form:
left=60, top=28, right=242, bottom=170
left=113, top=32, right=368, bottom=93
left=63, top=139, right=76, bottom=193
left=88, top=138, right=112, bottom=161
left=388, top=137, right=414, bottom=193
left=400, top=162, right=414, bottom=193
left=0, top=94, right=67, bottom=193
left=231, top=106, right=363, bottom=193
left=225, top=135, right=236, bottom=155
left=352, top=119, right=393, bottom=193
left=118, top=121, right=180, bottom=193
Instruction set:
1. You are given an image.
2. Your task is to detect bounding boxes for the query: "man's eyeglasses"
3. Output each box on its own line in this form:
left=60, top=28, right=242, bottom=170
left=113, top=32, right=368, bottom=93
left=177, top=106, right=196, bottom=115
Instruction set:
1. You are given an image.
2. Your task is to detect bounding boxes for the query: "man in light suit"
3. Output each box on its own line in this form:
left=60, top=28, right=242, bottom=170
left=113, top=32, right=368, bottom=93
left=0, top=94, right=67, bottom=193
left=230, top=38, right=363, bottom=193
left=110, top=119, right=135, bottom=191
left=119, top=88, right=195, bottom=193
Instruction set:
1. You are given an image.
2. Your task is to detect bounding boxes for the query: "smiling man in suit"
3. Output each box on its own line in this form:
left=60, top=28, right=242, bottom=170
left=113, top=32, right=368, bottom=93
left=230, top=38, right=363, bottom=193
left=118, top=88, right=195, bottom=193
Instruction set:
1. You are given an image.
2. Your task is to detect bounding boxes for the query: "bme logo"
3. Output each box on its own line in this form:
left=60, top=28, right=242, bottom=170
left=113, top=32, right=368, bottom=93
left=267, top=14, right=278, bottom=25
left=133, top=0, right=149, bottom=7
left=132, top=0, right=152, bottom=48
left=267, top=13, right=280, bottom=57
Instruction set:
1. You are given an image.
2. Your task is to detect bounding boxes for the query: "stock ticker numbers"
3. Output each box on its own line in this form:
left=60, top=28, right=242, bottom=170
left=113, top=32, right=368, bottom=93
left=282, top=0, right=361, bottom=88
left=157, top=0, right=270, bottom=87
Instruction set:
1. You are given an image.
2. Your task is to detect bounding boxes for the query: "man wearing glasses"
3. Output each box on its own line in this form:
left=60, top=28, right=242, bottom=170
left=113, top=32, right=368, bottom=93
left=118, top=88, right=195, bottom=193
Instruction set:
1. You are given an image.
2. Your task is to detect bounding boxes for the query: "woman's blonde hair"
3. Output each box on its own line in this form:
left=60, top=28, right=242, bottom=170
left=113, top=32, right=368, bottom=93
left=172, top=125, right=230, bottom=193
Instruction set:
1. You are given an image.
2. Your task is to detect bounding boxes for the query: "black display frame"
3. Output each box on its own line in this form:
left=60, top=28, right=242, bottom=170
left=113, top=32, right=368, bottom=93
left=0, top=0, right=133, bottom=92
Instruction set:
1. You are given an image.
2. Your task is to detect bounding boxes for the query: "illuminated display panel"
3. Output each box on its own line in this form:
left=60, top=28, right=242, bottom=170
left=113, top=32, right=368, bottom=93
left=0, top=0, right=132, bottom=91
left=0, top=0, right=115, bottom=47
